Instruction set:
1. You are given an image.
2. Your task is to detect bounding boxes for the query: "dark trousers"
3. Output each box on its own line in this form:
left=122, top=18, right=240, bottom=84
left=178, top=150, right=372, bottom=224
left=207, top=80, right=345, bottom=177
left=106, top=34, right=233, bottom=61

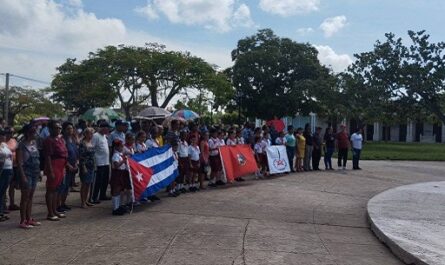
left=92, top=165, right=110, bottom=201
left=337, top=148, right=348, bottom=167
left=352, top=148, right=362, bottom=169
left=324, top=147, right=334, bottom=169
left=0, top=169, right=13, bottom=215
left=286, top=146, right=295, bottom=171
left=312, top=148, right=321, bottom=170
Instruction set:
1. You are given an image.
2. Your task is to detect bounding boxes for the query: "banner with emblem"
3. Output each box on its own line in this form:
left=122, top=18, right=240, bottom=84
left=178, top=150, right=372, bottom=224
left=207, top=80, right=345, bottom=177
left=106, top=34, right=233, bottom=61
left=266, top=145, right=290, bottom=174
left=219, top=145, right=258, bottom=182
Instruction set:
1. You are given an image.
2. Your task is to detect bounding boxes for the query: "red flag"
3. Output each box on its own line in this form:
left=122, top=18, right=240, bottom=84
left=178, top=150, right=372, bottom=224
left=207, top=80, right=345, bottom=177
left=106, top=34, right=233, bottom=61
left=220, top=145, right=258, bottom=182
left=128, top=159, right=153, bottom=200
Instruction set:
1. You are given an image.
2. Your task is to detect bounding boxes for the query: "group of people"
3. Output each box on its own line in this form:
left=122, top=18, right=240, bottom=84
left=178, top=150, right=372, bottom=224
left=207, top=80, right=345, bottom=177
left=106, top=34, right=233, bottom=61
left=0, top=117, right=363, bottom=228
left=281, top=123, right=363, bottom=172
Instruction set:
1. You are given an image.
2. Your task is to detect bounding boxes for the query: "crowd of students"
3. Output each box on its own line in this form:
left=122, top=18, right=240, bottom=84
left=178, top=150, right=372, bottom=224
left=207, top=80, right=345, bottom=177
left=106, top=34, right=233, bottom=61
left=0, top=117, right=363, bottom=228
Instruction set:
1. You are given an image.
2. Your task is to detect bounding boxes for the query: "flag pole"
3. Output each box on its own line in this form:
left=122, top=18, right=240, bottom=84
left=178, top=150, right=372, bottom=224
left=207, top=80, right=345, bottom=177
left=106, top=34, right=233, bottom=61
left=127, top=159, right=135, bottom=214
left=219, top=146, right=228, bottom=183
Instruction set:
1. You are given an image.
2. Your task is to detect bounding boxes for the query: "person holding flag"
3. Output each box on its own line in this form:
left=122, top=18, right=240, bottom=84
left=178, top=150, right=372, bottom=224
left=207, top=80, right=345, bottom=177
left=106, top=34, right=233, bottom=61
left=226, top=130, right=245, bottom=182
left=226, top=130, right=237, bottom=146
left=110, top=140, right=130, bottom=216
left=208, top=129, right=224, bottom=187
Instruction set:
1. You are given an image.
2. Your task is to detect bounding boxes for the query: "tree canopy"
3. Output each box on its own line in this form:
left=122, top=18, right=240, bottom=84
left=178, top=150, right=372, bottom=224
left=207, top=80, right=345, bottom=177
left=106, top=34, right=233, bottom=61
left=1, top=86, right=64, bottom=126
left=346, top=30, right=445, bottom=124
left=51, top=44, right=232, bottom=119
left=228, top=29, right=335, bottom=120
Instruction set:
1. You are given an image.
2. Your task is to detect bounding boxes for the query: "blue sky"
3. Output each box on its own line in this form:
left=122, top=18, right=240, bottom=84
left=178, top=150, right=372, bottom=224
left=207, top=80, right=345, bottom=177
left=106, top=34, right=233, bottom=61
left=0, top=0, right=444, bottom=88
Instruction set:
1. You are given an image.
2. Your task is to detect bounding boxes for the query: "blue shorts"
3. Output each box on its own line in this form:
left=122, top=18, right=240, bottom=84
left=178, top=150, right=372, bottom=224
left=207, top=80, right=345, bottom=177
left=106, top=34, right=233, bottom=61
left=22, top=170, right=39, bottom=190
left=80, top=169, right=95, bottom=184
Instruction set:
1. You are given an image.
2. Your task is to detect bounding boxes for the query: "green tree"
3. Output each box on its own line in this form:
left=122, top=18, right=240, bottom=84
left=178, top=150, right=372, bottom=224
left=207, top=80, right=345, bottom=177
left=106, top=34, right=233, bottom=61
left=228, top=29, right=334, bottom=120
left=51, top=44, right=232, bottom=119
left=51, top=58, right=116, bottom=115
left=139, top=44, right=232, bottom=109
left=347, top=30, right=445, bottom=124
left=1, top=86, right=64, bottom=126
left=90, top=45, right=148, bottom=119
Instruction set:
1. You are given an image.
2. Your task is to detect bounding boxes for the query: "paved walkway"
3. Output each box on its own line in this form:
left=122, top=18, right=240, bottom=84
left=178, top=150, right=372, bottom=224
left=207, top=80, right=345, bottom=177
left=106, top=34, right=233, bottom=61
left=368, top=181, right=445, bottom=265
left=1, top=160, right=445, bottom=265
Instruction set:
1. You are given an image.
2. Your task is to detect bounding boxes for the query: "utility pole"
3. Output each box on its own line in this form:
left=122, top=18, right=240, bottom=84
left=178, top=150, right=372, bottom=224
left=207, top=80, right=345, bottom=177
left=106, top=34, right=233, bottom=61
left=4, top=73, right=9, bottom=125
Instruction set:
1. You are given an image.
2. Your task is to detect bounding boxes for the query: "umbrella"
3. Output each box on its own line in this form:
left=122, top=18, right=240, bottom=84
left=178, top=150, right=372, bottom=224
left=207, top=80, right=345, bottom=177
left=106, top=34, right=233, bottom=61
left=33, top=116, right=50, bottom=122
left=133, top=115, right=155, bottom=121
left=81, top=107, right=122, bottom=122
left=138, top=107, right=171, bottom=119
left=162, top=116, right=186, bottom=127
left=172, top=109, right=200, bottom=121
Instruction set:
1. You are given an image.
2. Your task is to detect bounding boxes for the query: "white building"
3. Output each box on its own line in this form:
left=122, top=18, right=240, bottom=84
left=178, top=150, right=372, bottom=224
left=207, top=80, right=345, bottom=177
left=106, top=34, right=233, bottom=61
left=281, top=115, right=445, bottom=143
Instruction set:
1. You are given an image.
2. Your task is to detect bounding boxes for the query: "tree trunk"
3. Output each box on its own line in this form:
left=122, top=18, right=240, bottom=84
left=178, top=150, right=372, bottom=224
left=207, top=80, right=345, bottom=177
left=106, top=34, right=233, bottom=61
left=8, top=113, right=15, bottom=126
left=123, top=105, right=131, bottom=121
left=148, top=78, right=158, bottom=107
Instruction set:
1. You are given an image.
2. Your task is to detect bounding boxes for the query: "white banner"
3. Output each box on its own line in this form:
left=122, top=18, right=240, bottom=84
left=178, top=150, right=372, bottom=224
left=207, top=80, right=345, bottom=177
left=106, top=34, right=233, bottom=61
left=266, top=145, right=290, bottom=174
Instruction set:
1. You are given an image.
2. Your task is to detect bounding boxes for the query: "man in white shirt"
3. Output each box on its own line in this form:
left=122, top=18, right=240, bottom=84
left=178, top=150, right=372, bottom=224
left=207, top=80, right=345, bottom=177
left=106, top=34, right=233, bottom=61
left=350, top=128, right=363, bottom=170
left=91, top=122, right=112, bottom=202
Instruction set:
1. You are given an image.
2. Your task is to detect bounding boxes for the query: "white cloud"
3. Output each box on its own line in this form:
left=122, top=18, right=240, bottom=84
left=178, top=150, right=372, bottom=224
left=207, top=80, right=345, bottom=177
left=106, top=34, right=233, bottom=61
left=135, top=0, right=254, bottom=32
left=296, top=27, right=314, bottom=35
left=134, top=3, right=159, bottom=20
left=314, top=45, right=352, bottom=72
left=0, top=0, right=233, bottom=88
left=67, top=0, right=82, bottom=8
left=319, top=15, right=347, bottom=37
left=0, top=0, right=127, bottom=54
left=232, top=4, right=255, bottom=28
left=259, top=0, right=319, bottom=16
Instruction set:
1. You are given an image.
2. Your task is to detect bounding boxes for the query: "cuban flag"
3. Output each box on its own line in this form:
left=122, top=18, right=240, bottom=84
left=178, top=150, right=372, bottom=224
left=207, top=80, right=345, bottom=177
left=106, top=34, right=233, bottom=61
left=128, top=145, right=178, bottom=201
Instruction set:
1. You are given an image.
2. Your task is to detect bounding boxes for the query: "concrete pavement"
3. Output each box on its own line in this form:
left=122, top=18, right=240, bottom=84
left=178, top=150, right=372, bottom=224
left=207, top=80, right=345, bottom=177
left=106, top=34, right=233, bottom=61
left=368, top=181, right=445, bottom=265
left=1, top=160, right=445, bottom=265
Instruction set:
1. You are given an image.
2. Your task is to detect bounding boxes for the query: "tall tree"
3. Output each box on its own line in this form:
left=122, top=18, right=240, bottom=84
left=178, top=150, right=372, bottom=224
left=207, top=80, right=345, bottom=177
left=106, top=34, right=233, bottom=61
left=228, top=29, right=334, bottom=120
left=347, top=30, right=445, bottom=124
left=139, top=45, right=232, bottom=109
left=51, top=44, right=231, bottom=119
left=51, top=58, right=116, bottom=114
left=91, top=45, right=147, bottom=119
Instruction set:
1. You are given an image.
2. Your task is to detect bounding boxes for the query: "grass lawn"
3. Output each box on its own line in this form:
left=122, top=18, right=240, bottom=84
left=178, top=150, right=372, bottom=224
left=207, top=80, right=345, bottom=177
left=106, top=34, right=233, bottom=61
left=350, top=142, right=445, bottom=161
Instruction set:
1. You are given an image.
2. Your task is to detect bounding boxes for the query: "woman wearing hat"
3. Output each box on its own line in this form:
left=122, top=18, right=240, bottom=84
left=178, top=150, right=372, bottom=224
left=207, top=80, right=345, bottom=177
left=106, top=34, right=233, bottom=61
left=16, top=124, right=41, bottom=228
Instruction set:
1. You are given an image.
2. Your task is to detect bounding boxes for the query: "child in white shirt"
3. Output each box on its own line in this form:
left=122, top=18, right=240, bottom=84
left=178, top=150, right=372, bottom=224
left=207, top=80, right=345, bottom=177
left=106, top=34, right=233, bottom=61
left=110, top=140, right=130, bottom=216
left=188, top=135, right=200, bottom=192
left=177, top=131, right=189, bottom=193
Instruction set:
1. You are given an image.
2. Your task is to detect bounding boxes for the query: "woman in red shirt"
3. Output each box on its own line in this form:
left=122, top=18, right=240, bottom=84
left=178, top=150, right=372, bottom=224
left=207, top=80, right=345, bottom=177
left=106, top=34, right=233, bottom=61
left=43, top=121, right=68, bottom=221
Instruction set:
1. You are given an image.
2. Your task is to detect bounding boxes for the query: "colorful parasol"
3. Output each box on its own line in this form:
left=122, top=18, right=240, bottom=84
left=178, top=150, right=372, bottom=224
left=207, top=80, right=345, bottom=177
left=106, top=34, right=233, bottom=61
left=171, top=109, right=200, bottom=121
